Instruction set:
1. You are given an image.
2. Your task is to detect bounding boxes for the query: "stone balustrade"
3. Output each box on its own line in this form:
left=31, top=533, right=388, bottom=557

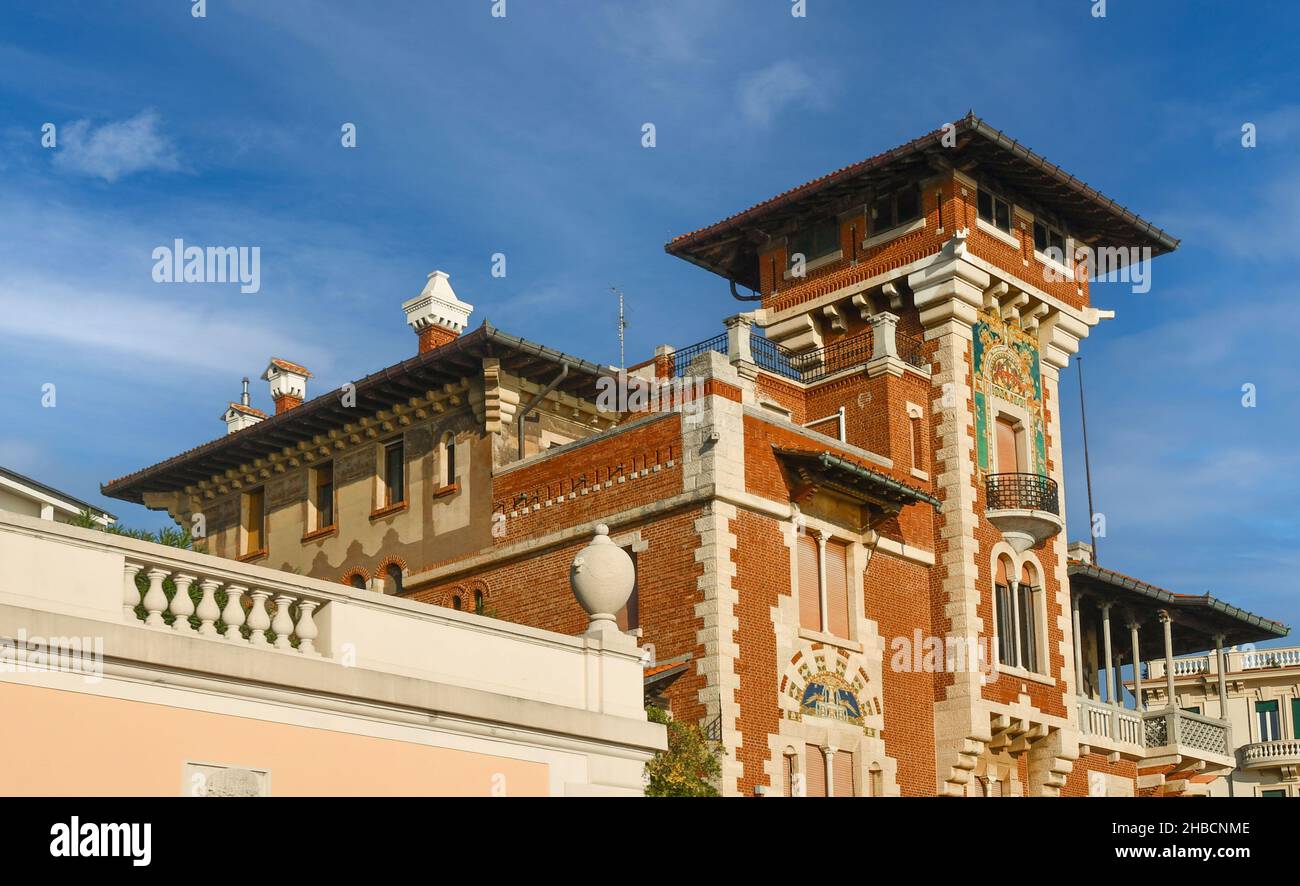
left=124, top=559, right=326, bottom=655
left=0, top=509, right=649, bottom=720
left=1147, top=647, right=1300, bottom=680
left=1077, top=696, right=1230, bottom=763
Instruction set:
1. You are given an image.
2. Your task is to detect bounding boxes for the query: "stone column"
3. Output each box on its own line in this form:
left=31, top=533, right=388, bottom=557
left=815, top=530, right=829, bottom=634
left=908, top=248, right=992, bottom=795
left=1129, top=618, right=1143, bottom=712
left=869, top=312, right=900, bottom=360
left=1101, top=602, right=1116, bottom=707
left=724, top=313, right=755, bottom=367
left=1159, top=610, right=1176, bottom=705
left=1072, top=594, right=1085, bottom=700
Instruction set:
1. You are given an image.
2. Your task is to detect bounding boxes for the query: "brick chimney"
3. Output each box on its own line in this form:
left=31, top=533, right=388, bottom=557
left=402, top=270, right=474, bottom=353
left=222, top=377, right=267, bottom=434
left=261, top=358, right=311, bottom=415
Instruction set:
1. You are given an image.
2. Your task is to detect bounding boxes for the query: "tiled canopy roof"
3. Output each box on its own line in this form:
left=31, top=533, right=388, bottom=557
left=1068, top=562, right=1289, bottom=651
left=665, top=111, right=1180, bottom=291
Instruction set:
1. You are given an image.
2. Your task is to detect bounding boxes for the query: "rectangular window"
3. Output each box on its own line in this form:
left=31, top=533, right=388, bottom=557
left=1033, top=220, right=1067, bottom=257
left=1258, top=700, right=1281, bottom=741
left=910, top=416, right=924, bottom=470
left=825, top=539, right=850, bottom=639
left=871, top=185, right=921, bottom=233
left=783, top=754, right=794, bottom=798
left=804, top=745, right=827, bottom=798
left=995, top=582, right=1015, bottom=667
left=315, top=461, right=334, bottom=529
left=1262, top=789, right=1287, bottom=797
left=977, top=189, right=1012, bottom=233
left=616, top=549, right=640, bottom=631
left=832, top=750, right=855, bottom=798
left=789, top=218, right=841, bottom=264
left=798, top=533, right=822, bottom=631
left=243, top=487, right=265, bottom=555
left=1016, top=583, right=1038, bottom=673
left=996, top=416, right=1021, bottom=474
left=1292, top=698, right=1300, bottom=739
left=383, top=439, right=405, bottom=507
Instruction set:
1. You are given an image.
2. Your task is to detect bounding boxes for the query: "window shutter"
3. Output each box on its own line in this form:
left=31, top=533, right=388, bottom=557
left=783, top=755, right=793, bottom=798
left=798, top=534, right=821, bottom=631
left=825, top=540, right=850, bottom=639
left=833, top=750, right=855, bottom=798
left=804, top=744, right=827, bottom=797
left=1292, top=699, right=1300, bottom=740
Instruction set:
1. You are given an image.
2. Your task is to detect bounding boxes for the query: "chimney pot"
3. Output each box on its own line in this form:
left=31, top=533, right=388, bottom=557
left=402, top=270, right=474, bottom=354
left=261, top=358, right=311, bottom=415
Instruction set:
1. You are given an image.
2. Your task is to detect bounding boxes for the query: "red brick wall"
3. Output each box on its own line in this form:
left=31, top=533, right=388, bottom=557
left=731, top=510, right=785, bottom=795
left=758, top=174, right=1090, bottom=316
left=866, top=550, right=937, bottom=796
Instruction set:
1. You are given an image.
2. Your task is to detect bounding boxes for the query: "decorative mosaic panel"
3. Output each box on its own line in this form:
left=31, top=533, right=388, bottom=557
left=780, top=648, right=880, bottom=737
left=972, top=312, right=1046, bottom=477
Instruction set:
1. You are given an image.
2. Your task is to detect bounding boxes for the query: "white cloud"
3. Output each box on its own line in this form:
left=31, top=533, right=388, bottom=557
left=736, top=61, right=821, bottom=128
left=52, top=110, right=180, bottom=183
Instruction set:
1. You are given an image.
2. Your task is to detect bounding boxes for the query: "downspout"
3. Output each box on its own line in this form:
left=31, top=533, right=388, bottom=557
left=517, top=364, right=568, bottom=459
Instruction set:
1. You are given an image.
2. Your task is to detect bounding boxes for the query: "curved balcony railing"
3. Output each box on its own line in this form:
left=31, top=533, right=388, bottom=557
left=986, top=472, right=1059, bottom=515
left=1240, top=739, right=1300, bottom=769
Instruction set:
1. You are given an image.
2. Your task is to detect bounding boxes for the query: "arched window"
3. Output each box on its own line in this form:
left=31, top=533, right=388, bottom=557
left=473, top=589, right=484, bottom=613
left=994, top=556, right=1015, bottom=667
left=1017, top=563, right=1039, bottom=673
left=384, top=564, right=403, bottom=595
left=441, top=432, right=456, bottom=487
left=451, top=595, right=462, bottom=610
left=347, top=572, right=368, bottom=590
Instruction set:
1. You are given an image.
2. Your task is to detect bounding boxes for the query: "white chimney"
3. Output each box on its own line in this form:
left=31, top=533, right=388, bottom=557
left=403, top=270, right=474, bottom=353
left=262, top=358, right=311, bottom=415
left=222, top=378, right=266, bottom=434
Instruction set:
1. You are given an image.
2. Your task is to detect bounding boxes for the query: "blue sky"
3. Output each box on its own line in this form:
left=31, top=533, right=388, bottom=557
left=2, top=1, right=1298, bottom=637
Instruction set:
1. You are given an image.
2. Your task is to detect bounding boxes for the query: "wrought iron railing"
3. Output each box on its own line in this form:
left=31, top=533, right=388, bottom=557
left=703, top=714, right=722, bottom=742
left=673, top=326, right=926, bottom=384
left=672, top=333, right=727, bottom=377
left=986, top=472, right=1059, bottom=515
left=791, top=332, right=874, bottom=384
left=897, top=332, right=927, bottom=369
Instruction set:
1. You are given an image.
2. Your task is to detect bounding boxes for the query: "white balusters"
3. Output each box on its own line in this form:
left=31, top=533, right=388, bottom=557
left=295, top=600, right=320, bottom=655
left=272, top=594, right=295, bottom=650
left=196, top=579, right=221, bottom=636
left=170, top=573, right=196, bottom=633
left=122, top=562, right=143, bottom=621
left=222, top=584, right=247, bottom=641
left=118, top=558, right=329, bottom=658
left=143, top=567, right=170, bottom=627
left=247, top=590, right=272, bottom=646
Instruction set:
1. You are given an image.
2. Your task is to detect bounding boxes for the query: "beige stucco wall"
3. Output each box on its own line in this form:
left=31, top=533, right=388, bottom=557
left=0, top=680, right=549, bottom=796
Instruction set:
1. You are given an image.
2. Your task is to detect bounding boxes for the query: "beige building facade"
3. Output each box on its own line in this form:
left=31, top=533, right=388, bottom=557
left=1141, top=646, right=1300, bottom=797
left=0, top=509, right=663, bottom=796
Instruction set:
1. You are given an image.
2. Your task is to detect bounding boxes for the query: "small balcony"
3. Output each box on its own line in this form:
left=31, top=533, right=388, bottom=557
left=1077, top=698, right=1234, bottom=770
left=1240, top=740, right=1300, bottom=777
left=984, top=472, right=1063, bottom=553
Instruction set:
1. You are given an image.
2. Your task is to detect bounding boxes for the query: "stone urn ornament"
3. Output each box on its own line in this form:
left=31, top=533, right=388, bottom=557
left=570, top=523, right=635, bottom=635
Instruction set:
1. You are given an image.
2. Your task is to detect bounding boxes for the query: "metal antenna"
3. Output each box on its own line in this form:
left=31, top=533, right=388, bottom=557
left=1077, top=357, right=1099, bottom=564
left=610, top=287, right=626, bottom=369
